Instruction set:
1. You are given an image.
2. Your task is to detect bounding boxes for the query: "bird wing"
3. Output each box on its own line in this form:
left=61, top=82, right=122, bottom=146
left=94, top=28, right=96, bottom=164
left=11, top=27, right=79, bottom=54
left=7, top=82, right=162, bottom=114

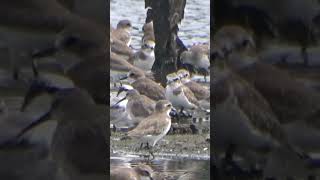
left=128, top=114, right=170, bottom=137
left=186, top=81, right=210, bottom=100
left=231, top=75, right=286, bottom=142
left=133, top=78, right=165, bottom=101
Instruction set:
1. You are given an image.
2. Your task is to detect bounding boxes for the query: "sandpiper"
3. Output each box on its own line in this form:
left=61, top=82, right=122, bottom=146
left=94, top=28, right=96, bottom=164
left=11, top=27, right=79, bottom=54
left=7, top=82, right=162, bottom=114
left=115, top=88, right=156, bottom=125
left=127, top=100, right=173, bottom=159
left=111, top=20, right=137, bottom=47
left=128, top=40, right=155, bottom=71
left=121, top=69, right=166, bottom=101
left=110, top=163, right=154, bottom=180
left=176, top=69, right=210, bottom=101
left=165, top=72, right=199, bottom=112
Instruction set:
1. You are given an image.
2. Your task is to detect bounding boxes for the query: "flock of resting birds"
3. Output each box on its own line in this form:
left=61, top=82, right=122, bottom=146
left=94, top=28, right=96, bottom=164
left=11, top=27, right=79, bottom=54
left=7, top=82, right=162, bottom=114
left=110, top=18, right=210, bottom=179
left=212, top=0, right=320, bottom=179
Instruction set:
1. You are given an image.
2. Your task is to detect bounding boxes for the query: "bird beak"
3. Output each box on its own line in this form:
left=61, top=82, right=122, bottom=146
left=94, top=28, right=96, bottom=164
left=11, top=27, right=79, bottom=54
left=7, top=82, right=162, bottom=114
left=2, top=109, right=52, bottom=146
left=119, top=75, right=128, bottom=80
left=113, top=97, right=127, bottom=107
left=132, top=26, right=139, bottom=30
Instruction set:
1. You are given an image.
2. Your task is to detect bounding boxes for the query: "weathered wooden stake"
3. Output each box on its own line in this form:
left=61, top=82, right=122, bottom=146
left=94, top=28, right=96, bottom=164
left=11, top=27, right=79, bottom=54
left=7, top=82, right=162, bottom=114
left=145, top=0, right=186, bottom=86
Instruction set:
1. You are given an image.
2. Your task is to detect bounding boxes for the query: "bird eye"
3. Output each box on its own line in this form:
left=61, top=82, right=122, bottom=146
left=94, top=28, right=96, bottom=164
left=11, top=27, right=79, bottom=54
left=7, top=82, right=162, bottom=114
left=167, top=104, right=172, bottom=107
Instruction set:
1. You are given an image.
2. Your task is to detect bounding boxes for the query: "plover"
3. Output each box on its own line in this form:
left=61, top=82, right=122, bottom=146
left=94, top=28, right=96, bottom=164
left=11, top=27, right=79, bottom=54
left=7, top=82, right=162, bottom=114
left=127, top=100, right=173, bottom=159
left=165, top=72, right=199, bottom=111
left=212, top=64, right=308, bottom=172
left=111, top=20, right=136, bottom=47
left=16, top=80, right=107, bottom=180
left=110, top=37, right=134, bottom=60
left=226, top=51, right=320, bottom=125
left=213, top=25, right=255, bottom=58
left=142, top=21, right=155, bottom=44
left=110, top=164, right=154, bottom=180
left=180, top=44, right=210, bottom=74
left=110, top=52, right=145, bottom=82
left=176, top=69, right=210, bottom=101
left=121, top=69, right=166, bottom=101
left=115, top=88, right=156, bottom=125
left=128, top=40, right=155, bottom=71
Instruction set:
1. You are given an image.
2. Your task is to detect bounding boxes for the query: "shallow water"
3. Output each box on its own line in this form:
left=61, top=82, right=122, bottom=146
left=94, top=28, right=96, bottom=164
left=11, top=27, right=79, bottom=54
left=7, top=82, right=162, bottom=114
left=111, top=155, right=210, bottom=180
left=110, top=0, right=210, bottom=49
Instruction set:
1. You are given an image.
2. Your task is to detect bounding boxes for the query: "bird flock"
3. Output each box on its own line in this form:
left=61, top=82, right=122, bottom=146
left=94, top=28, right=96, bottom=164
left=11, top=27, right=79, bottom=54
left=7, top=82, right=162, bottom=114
left=110, top=13, right=210, bottom=179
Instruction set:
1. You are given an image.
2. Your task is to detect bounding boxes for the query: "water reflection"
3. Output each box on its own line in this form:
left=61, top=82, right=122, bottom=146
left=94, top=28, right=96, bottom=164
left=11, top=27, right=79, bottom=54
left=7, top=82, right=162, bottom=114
left=111, top=155, right=210, bottom=180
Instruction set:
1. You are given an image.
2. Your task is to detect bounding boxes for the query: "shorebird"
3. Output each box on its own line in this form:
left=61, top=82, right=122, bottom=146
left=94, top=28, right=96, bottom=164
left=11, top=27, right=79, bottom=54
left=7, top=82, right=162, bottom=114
left=110, top=37, right=134, bottom=60
left=121, top=69, right=166, bottom=101
left=226, top=52, right=320, bottom=125
left=142, top=21, right=155, bottom=44
left=213, top=25, right=255, bottom=58
left=110, top=164, right=154, bottom=180
left=110, top=52, right=145, bottom=82
left=165, top=73, right=199, bottom=113
left=16, top=80, right=107, bottom=180
left=111, top=20, right=137, bottom=47
left=127, top=100, right=173, bottom=159
left=128, top=40, right=155, bottom=71
left=176, top=69, right=210, bottom=101
left=212, top=61, right=310, bottom=172
left=115, top=88, right=156, bottom=125
left=180, top=44, right=210, bottom=75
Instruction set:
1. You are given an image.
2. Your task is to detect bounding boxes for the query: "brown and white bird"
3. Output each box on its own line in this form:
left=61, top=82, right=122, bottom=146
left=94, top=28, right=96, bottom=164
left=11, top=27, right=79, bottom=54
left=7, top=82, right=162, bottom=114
left=141, top=21, right=155, bottom=44
left=176, top=69, right=210, bottom=101
left=180, top=44, right=210, bottom=73
left=128, top=40, right=155, bottom=71
left=127, top=100, right=173, bottom=159
left=111, top=20, right=136, bottom=47
left=110, top=52, right=145, bottom=82
left=115, top=88, right=156, bottom=125
left=165, top=73, right=199, bottom=111
left=121, top=69, right=166, bottom=101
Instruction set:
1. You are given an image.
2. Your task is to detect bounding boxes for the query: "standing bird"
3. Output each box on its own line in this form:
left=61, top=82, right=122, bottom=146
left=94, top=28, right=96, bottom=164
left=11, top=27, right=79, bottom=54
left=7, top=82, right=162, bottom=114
left=176, top=69, right=210, bottom=101
left=165, top=73, right=199, bottom=114
left=115, top=89, right=156, bottom=125
left=127, top=100, right=173, bottom=159
left=180, top=44, right=210, bottom=75
left=128, top=40, right=155, bottom=71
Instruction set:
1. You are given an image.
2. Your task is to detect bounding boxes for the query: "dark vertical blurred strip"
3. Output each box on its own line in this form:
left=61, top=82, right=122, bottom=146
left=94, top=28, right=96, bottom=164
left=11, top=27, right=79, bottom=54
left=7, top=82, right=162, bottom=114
left=210, top=0, right=217, bottom=179
left=106, top=0, right=111, bottom=178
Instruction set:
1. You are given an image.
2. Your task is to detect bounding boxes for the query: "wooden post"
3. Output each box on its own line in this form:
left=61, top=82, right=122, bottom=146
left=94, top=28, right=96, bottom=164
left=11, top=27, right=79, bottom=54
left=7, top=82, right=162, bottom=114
left=145, top=0, right=186, bottom=86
